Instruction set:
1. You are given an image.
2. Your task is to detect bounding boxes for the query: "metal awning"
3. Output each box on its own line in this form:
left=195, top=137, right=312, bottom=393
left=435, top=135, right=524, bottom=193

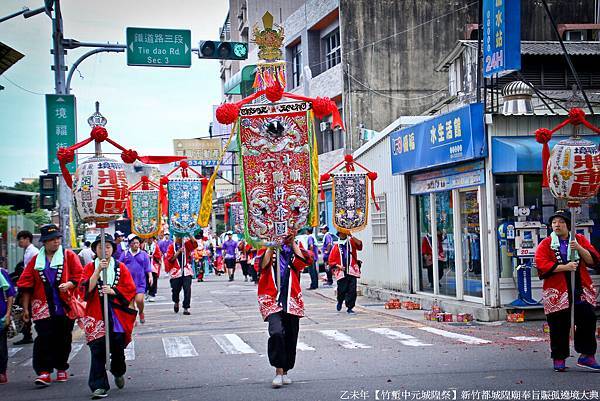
left=223, top=64, right=256, bottom=97
left=492, top=136, right=600, bottom=173
left=0, top=42, right=24, bottom=75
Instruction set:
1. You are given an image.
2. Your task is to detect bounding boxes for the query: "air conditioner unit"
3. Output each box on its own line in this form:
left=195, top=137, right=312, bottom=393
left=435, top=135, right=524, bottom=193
left=319, top=121, right=330, bottom=131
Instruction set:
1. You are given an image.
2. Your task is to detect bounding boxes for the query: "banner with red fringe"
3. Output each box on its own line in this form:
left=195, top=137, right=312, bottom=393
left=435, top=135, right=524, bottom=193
left=237, top=101, right=319, bottom=247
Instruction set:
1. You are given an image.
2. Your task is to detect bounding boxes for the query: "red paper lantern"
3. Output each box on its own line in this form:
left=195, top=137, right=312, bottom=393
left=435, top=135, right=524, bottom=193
left=547, top=136, right=600, bottom=204
left=72, top=156, right=129, bottom=227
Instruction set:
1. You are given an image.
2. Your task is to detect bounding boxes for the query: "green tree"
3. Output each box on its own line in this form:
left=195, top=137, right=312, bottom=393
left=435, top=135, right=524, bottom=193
left=12, top=179, right=39, bottom=193
left=0, top=205, right=16, bottom=233
left=24, top=209, right=51, bottom=227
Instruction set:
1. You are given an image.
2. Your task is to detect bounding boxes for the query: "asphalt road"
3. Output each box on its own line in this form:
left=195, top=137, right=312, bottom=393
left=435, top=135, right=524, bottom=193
left=3, top=270, right=599, bottom=401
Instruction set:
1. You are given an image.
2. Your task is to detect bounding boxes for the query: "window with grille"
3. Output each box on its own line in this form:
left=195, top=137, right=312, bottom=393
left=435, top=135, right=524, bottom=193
left=291, top=43, right=302, bottom=88
left=324, top=29, right=341, bottom=70
left=371, top=194, right=387, bottom=244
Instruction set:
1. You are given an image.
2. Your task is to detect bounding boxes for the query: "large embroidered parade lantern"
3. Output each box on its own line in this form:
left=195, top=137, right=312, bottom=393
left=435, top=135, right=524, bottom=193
left=320, top=155, right=379, bottom=234
left=72, top=156, right=129, bottom=228
left=547, top=137, right=600, bottom=204
left=129, top=176, right=162, bottom=238
left=58, top=104, right=184, bottom=228
left=198, top=12, right=343, bottom=247
left=536, top=108, right=600, bottom=207
left=161, top=161, right=207, bottom=237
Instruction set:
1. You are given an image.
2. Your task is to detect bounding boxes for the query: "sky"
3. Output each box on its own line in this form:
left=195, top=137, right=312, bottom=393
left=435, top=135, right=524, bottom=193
left=0, top=0, right=229, bottom=186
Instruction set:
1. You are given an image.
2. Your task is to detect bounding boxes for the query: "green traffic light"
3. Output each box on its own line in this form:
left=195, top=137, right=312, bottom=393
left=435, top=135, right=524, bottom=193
left=233, top=43, right=247, bottom=58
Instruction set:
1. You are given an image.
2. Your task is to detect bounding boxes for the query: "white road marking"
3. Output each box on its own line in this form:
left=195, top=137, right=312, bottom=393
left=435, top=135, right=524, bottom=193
left=8, top=347, right=22, bottom=357
left=212, top=334, right=256, bottom=354
left=418, top=326, right=491, bottom=345
left=369, top=327, right=433, bottom=346
left=22, top=358, right=32, bottom=366
left=67, top=343, right=84, bottom=363
left=125, top=341, right=135, bottom=360
left=162, top=336, right=199, bottom=358
left=319, top=330, right=372, bottom=349
left=296, top=341, right=316, bottom=351
left=510, top=336, right=545, bottom=342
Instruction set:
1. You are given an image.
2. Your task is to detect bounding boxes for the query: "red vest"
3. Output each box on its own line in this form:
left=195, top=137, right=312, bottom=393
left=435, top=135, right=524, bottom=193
left=80, top=261, right=137, bottom=345
left=17, top=249, right=83, bottom=321
left=534, top=234, right=599, bottom=315
left=256, top=247, right=313, bottom=321
left=328, top=237, right=363, bottom=280
left=165, top=238, right=197, bottom=278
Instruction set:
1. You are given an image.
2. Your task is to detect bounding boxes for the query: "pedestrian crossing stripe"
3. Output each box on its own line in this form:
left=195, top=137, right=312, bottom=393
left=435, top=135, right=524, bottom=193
left=67, top=343, right=84, bottom=363
left=418, top=326, right=492, bottom=345
left=296, top=341, right=316, bottom=351
left=212, top=334, right=256, bottom=354
left=8, top=347, right=22, bottom=357
left=12, top=328, right=544, bottom=366
left=369, top=328, right=433, bottom=347
left=125, top=341, right=135, bottom=361
left=319, top=330, right=372, bottom=349
left=162, top=336, right=199, bottom=358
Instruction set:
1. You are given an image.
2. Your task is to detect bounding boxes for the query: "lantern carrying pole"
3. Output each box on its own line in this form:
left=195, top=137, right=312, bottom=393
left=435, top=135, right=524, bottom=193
left=276, top=247, right=281, bottom=293
left=568, top=205, right=577, bottom=345
left=95, top=138, right=111, bottom=372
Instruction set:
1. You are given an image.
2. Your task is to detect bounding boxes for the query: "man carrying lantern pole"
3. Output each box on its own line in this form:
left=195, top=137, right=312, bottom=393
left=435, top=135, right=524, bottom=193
left=534, top=108, right=600, bottom=372
left=56, top=103, right=185, bottom=392
left=81, top=233, right=137, bottom=399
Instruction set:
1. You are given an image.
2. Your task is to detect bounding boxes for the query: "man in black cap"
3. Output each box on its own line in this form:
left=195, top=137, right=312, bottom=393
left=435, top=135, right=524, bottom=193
left=17, top=224, right=83, bottom=386
left=535, top=210, right=600, bottom=372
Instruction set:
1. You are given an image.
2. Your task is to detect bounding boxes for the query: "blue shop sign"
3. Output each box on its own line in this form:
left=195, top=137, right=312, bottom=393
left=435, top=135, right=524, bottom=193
left=483, top=0, right=521, bottom=78
left=390, top=103, right=487, bottom=175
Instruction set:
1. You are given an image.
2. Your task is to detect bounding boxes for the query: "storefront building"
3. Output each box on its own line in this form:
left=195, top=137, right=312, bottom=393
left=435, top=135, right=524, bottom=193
left=353, top=106, right=600, bottom=321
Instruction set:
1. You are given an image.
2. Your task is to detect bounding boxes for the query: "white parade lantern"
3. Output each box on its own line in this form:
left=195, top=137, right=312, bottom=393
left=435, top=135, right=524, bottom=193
left=72, top=155, right=129, bottom=228
left=547, top=136, right=600, bottom=206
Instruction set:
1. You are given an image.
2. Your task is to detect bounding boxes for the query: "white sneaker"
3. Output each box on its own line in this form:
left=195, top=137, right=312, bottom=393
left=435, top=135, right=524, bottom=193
left=271, top=375, right=283, bottom=388
left=282, top=375, right=292, bottom=385
left=148, top=296, right=155, bottom=302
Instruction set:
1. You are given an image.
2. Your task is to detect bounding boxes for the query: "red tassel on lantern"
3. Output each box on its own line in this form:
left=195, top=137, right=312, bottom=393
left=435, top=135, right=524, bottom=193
left=535, top=128, right=552, bottom=187
left=224, top=202, right=231, bottom=225
left=216, top=103, right=240, bottom=125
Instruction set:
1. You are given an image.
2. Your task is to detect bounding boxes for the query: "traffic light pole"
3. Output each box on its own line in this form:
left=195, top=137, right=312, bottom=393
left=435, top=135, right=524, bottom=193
left=50, top=0, right=73, bottom=247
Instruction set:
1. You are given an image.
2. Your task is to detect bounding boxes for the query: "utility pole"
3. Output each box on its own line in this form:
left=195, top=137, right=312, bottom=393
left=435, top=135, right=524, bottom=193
left=50, top=0, right=72, bottom=246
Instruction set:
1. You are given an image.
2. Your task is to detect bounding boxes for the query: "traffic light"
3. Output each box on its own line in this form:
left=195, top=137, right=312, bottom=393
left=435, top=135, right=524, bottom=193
left=39, top=174, right=57, bottom=210
left=198, top=41, right=248, bottom=60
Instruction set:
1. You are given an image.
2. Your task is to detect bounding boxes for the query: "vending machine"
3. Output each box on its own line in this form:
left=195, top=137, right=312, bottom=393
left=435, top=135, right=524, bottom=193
left=508, top=206, right=545, bottom=307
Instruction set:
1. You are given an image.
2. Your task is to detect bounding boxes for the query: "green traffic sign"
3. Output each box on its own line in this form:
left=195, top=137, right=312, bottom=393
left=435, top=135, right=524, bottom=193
left=46, top=94, right=77, bottom=174
left=126, top=27, right=191, bottom=67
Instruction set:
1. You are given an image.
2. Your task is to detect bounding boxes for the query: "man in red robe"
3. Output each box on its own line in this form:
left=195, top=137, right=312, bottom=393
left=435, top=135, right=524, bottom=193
left=535, top=210, right=600, bottom=372
left=81, top=233, right=137, bottom=399
left=18, top=224, right=82, bottom=387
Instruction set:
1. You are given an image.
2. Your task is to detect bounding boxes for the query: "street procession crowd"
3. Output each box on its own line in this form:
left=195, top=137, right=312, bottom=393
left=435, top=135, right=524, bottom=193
left=0, top=221, right=367, bottom=397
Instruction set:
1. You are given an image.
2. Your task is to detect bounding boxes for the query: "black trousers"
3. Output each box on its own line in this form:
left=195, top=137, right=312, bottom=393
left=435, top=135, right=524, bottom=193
left=337, top=275, right=357, bottom=310
left=546, top=302, right=598, bottom=360
left=426, top=263, right=445, bottom=286
left=170, top=275, right=192, bottom=309
left=240, top=261, right=249, bottom=277
left=33, top=316, right=75, bottom=375
left=308, top=262, right=319, bottom=289
left=267, top=311, right=300, bottom=371
left=0, top=327, right=7, bottom=374
left=148, top=272, right=159, bottom=297
left=248, top=264, right=258, bottom=283
left=88, top=333, right=126, bottom=392
left=324, top=258, right=333, bottom=285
